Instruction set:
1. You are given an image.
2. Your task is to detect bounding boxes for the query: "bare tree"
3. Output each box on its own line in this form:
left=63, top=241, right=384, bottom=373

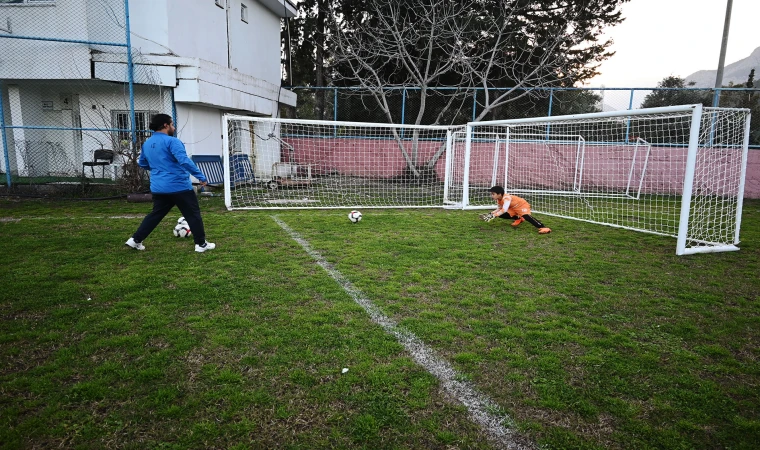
left=330, top=0, right=623, bottom=175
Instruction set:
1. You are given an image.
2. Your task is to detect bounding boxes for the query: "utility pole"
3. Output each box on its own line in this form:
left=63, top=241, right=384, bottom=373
left=712, top=0, right=733, bottom=107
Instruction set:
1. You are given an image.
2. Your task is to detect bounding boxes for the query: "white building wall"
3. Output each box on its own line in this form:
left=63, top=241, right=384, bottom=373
left=175, top=104, right=223, bottom=157
left=85, top=0, right=130, bottom=49
left=0, top=0, right=92, bottom=79
left=0, top=0, right=89, bottom=41
left=229, top=0, right=282, bottom=85
left=165, top=1, right=229, bottom=69
left=120, top=0, right=170, bottom=55
left=0, top=0, right=153, bottom=80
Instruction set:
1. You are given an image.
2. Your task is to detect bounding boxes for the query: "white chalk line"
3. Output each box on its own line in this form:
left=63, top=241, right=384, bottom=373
left=272, top=216, right=534, bottom=450
left=0, top=215, right=146, bottom=222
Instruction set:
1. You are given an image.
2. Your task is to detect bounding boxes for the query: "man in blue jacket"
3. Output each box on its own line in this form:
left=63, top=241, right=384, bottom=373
left=125, top=114, right=216, bottom=253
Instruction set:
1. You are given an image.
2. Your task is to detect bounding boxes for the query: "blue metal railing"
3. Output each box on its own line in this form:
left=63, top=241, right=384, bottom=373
left=0, top=80, right=10, bottom=187
left=288, top=85, right=760, bottom=148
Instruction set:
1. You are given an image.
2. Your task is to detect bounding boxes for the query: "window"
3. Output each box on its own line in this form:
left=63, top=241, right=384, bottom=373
left=214, top=0, right=223, bottom=8
left=240, top=3, right=248, bottom=23
left=0, top=0, right=55, bottom=5
left=111, top=111, right=157, bottom=147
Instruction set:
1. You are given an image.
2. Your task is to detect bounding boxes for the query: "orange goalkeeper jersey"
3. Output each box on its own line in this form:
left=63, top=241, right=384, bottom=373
left=493, top=194, right=531, bottom=217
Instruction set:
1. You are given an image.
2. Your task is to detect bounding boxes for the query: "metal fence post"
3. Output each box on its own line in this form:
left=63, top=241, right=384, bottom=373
left=712, top=87, right=722, bottom=108
left=124, top=0, right=137, bottom=155
left=171, top=88, right=178, bottom=139
left=547, top=88, right=554, bottom=117
left=709, top=88, right=721, bottom=145
left=401, top=88, right=407, bottom=138
left=624, top=88, right=635, bottom=143
left=333, top=88, right=338, bottom=137
left=471, top=89, right=477, bottom=122
left=0, top=81, right=11, bottom=188
left=546, top=88, right=554, bottom=139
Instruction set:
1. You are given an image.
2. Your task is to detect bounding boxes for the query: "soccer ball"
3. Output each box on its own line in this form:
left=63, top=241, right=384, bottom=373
left=177, top=216, right=188, bottom=225
left=173, top=223, right=192, bottom=238
left=348, top=210, right=362, bottom=223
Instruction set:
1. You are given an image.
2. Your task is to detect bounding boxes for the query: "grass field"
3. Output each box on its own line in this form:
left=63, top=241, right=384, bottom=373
left=1, top=197, right=759, bottom=449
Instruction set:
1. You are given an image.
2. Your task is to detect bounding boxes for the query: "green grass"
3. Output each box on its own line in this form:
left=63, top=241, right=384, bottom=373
left=1, top=197, right=759, bottom=449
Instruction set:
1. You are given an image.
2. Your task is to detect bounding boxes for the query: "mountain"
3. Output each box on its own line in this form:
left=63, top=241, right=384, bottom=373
left=685, top=46, right=760, bottom=88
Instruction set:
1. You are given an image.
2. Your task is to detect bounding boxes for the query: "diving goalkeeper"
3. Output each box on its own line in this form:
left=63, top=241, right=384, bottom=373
left=479, top=186, right=551, bottom=234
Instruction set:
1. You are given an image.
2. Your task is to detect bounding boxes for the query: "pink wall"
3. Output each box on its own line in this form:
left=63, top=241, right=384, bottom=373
left=745, top=151, right=760, bottom=198
left=283, top=137, right=760, bottom=199
left=285, top=137, right=448, bottom=178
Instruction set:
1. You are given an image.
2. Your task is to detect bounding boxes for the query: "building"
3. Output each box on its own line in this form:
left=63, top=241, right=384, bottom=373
left=0, top=0, right=296, bottom=180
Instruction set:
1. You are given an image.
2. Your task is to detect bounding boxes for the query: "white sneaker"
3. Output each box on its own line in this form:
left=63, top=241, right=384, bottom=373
left=195, top=241, right=216, bottom=253
left=125, top=237, right=145, bottom=251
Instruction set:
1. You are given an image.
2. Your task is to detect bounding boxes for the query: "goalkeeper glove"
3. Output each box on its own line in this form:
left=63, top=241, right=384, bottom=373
left=483, top=213, right=495, bottom=222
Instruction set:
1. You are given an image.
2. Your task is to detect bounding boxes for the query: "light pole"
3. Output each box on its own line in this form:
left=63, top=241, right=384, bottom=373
left=712, top=0, right=734, bottom=107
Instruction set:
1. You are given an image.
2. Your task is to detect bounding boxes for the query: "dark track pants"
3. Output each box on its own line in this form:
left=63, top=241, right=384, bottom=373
left=499, top=213, right=546, bottom=229
left=132, top=189, right=206, bottom=246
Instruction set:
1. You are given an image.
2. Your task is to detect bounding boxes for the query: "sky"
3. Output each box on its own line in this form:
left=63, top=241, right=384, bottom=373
left=587, top=0, right=760, bottom=88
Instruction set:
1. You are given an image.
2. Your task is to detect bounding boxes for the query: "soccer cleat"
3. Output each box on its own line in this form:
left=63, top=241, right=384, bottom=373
left=125, top=237, right=145, bottom=251
left=195, top=241, right=216, bottom=253
left=538, top=228, right=552, bottom=234
left=511, top=218, right=524, bottom=227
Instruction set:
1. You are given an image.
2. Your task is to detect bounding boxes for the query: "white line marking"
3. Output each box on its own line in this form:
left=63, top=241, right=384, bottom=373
left=272, top=216, right=534, bottom=450
left=0, top=215, right=145, bottom=221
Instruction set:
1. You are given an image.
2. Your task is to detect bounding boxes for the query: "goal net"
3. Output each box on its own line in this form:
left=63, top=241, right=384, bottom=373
left=455, top=105, right=750, bottom=255
left=222, top=116, right=453, bottom=209
left=223, top=105, right=750, bottom=255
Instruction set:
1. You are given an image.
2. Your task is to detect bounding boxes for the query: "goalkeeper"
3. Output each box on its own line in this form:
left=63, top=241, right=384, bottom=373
left=480, top=186, right=551, bottom=234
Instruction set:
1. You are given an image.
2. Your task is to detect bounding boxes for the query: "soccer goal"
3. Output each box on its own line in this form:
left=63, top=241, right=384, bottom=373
left=222, top=116, right=453, bottom=209
left=456, top=105, right=751, bottom=255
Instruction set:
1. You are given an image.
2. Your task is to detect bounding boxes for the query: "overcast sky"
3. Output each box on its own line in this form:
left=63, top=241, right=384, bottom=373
left=587, top=0, right=760, bottom=88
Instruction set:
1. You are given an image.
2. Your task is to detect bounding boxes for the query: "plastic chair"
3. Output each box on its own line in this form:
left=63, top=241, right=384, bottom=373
left=82, top=149, right=115, bottom=179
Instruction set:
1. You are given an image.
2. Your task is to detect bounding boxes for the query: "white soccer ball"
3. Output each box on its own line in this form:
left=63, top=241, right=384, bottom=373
left=177, top=216, right=188, bottom=225
left=348, top=210, right=362, bottom=223
left=173, top=223, right=192, bottom=238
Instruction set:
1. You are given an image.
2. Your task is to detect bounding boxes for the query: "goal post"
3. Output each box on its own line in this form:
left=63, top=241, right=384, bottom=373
left=461, top=104, right=751, bottom=255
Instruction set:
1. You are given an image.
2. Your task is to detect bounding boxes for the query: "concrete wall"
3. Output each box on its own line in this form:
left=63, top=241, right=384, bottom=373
left=175, top=104, right=223, bottom=157
left=744, top=151, right=760, bottom=199
left=228, top=0, right=282, bottom=85
left=277, top=137, right=760, bottom=199
left=0, top=0, right=91, bottom=79
left=165, top=0, right=229, bottom=69
left=280, top=137, right=447, bottom=179
left=127, top=0, right=282, bottom=85
left=125, top=0, right=171, bottom=55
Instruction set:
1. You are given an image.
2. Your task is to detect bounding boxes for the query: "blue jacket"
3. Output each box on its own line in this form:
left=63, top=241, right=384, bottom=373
left=138, top=132, right=207, bottom=194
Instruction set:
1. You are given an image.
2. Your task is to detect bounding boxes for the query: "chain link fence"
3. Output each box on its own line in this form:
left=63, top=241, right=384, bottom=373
left=285, top=87, right=760, bottom=147
left=0, top=0, right=171, bottom=198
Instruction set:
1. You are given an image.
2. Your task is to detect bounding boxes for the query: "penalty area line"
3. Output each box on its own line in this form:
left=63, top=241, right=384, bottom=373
left=271, top=215, right=534, bottom=450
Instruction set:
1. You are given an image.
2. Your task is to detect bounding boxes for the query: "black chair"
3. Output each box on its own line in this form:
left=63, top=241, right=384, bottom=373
left=82, top=149, right=115, bottom=179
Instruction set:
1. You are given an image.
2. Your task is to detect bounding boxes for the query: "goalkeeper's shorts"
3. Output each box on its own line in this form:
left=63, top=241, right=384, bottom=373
left=501, top=206, right=531, bottom=218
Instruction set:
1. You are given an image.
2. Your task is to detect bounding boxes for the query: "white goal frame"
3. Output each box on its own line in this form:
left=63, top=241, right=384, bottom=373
left=222, top=115, right=454, bottom=210
left=460, top=104, right=750, bottom=255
